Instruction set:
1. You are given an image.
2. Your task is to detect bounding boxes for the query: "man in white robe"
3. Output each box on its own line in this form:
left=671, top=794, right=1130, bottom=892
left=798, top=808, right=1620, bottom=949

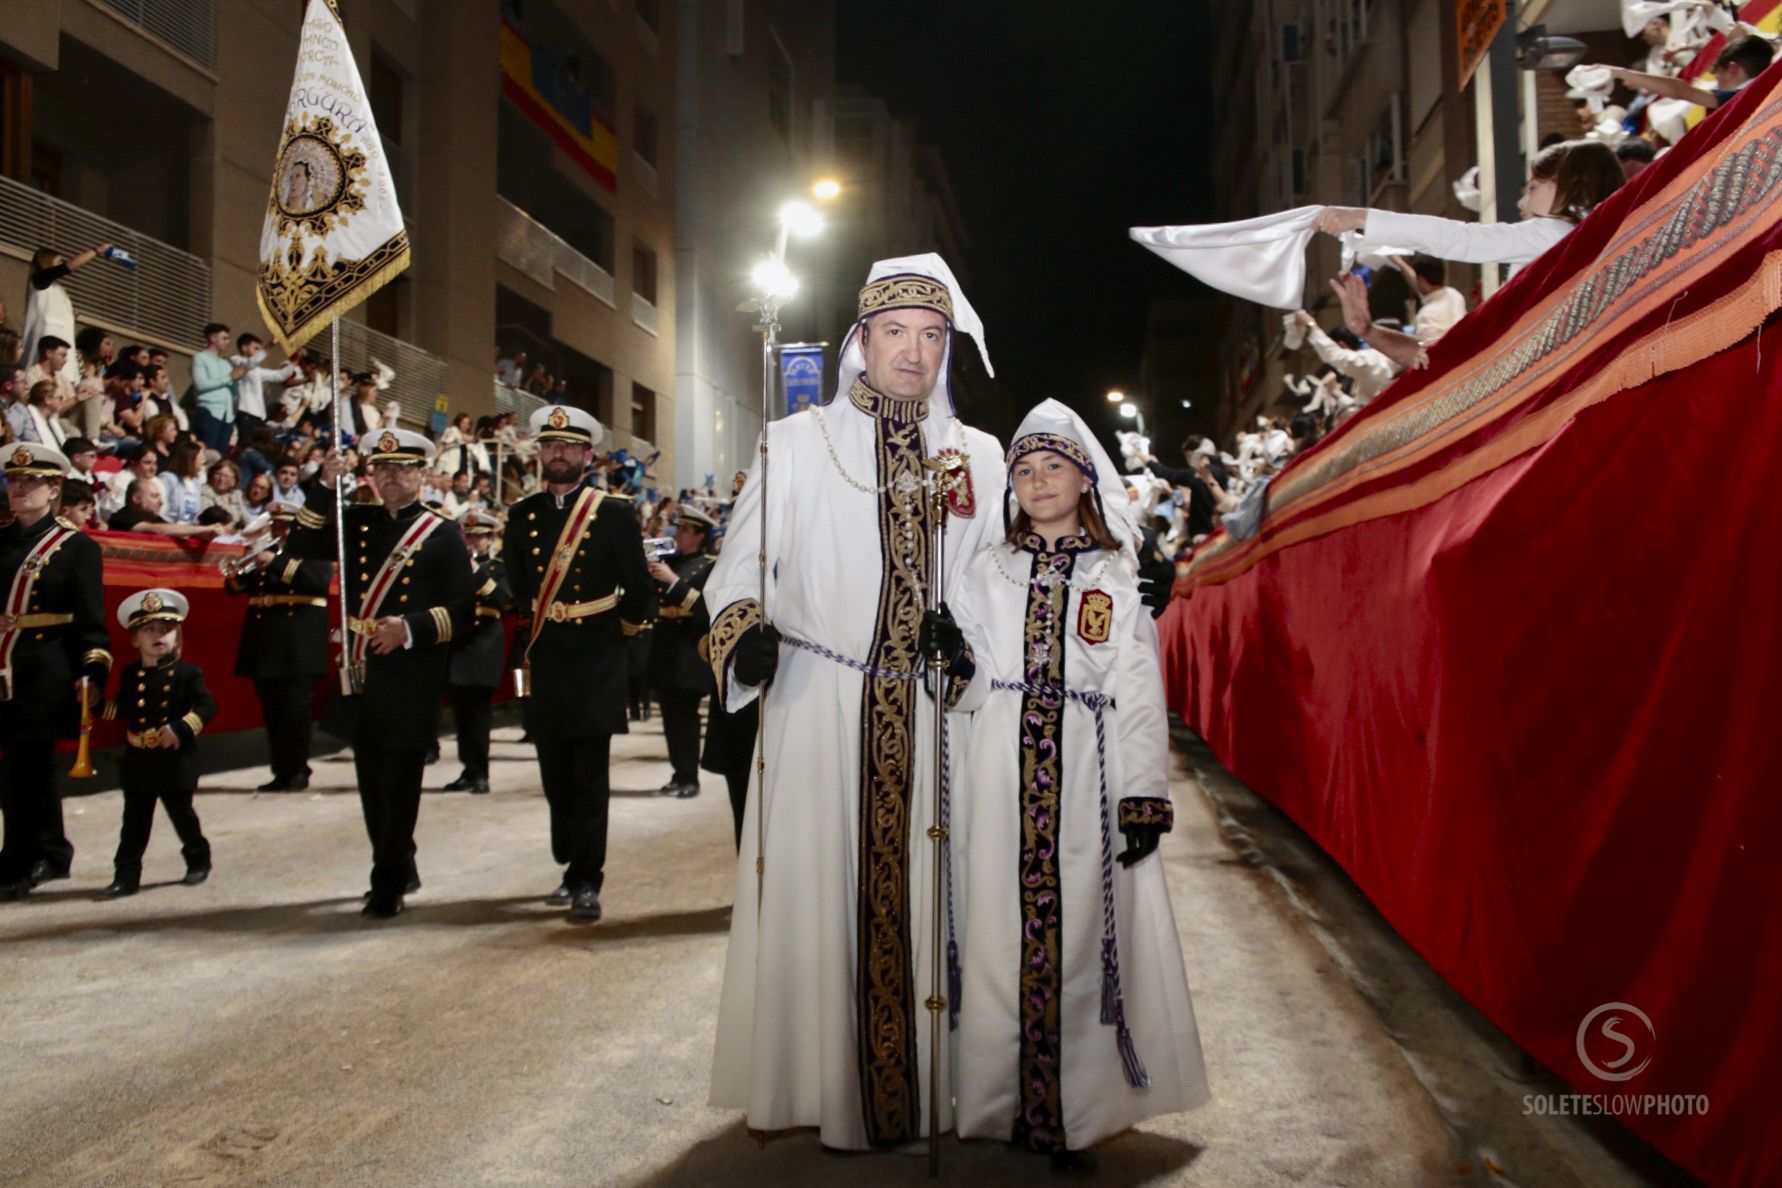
left=703, top=255, right=1005, bottom=1150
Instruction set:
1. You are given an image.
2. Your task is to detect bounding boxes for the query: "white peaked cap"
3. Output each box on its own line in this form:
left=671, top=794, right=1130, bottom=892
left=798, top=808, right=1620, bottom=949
left=529, top=403, right=605, bottom=446
left=1005, top=398, right=1140, bottom=561
left=118, top=587, right=190, bottom=629
left=833, top=252, right=992, bottom=418
left=358, top=427, right=436, bottom=463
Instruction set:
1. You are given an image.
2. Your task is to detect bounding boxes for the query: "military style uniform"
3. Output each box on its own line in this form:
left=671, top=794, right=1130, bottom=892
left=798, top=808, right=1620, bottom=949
left=1, top=444, right=111, bottom=896
left=503, top=409, right=654, bottom=916
left=226, top=522, right=331, bottom=791
left=289, top=431, right=474, bottom=916
left=445, top=516, right=513, bottom=793
left=649, top=545, right=714, bottom=796
left=100, top=589, right=216, bottom=895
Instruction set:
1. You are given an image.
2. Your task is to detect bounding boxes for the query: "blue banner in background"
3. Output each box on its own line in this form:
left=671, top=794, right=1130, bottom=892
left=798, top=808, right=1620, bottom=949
left=780, top=346, right=825, bottom=416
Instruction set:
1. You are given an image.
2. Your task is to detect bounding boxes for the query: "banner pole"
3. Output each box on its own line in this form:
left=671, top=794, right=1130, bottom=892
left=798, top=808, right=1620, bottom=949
left=331, top=319, right=357, bottom=695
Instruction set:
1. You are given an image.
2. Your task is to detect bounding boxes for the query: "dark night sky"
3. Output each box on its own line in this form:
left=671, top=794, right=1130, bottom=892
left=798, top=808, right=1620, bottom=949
left=836, top=0, right=1215, bottom=438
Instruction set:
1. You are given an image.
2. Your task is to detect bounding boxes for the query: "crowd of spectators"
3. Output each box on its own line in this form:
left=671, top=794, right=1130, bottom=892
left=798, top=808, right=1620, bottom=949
left=0, top=304, right=736, bottom=545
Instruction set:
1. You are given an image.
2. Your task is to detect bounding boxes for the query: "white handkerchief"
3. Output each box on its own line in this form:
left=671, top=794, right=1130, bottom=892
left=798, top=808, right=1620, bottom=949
left=1131, top=206, right=1325, bottom=309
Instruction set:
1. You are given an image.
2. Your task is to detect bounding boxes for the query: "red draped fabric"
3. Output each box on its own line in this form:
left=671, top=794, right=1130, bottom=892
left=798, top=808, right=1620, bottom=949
left=1160, top=73, right=1782, bottom=1188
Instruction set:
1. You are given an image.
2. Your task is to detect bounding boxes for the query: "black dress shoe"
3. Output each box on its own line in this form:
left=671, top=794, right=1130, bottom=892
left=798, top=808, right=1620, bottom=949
left=103, top=880, right=140, bottom=899
left=423, top=748, right=440, bottom=766
left=673, top=781, right=701, bottom=799
left=406, top=874, right=422, bottom=894
left=442, top=773, right=477, bottom=792
left=1049, top=1149, right=1097, bottom=1175
left=469, top=776, right=491, bottom=794
left=655, top=781, right=682, bottom=797
left=362, top=893, right=404, bottom=919
left=257, top=777, right=291, bottom=792
left=546, top=881, right=573, bottom=906
left=0, top=880, right=32, bottom=901
left=182, top=866, right=211, bottom=886
left=568, top=885, right=603, bottom=921
left=288, top=774, right=310, bottom=791
left=30, top=859, right=71, bottom=886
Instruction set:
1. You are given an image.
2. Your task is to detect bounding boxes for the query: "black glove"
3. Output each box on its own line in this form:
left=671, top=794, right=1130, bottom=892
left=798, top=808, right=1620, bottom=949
left=1137, top=557, right=1175, bottom=619
left=732, top=622, right=782, bottom=687
left=1116, top=797, right=1174, bottom=867
left=919, top=603, right=969, bottom=671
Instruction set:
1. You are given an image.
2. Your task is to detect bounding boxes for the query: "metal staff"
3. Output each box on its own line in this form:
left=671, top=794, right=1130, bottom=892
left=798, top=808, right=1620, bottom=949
left=752, top=294, right=782, bottom=914
left=921, top=454, right=961, bottom=1176
left=331, top=320, right=358, bottom=695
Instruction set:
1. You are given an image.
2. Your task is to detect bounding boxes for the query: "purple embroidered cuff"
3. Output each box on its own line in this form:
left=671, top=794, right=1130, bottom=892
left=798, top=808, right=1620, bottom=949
left=1118, top=797, right=1174, bottom=832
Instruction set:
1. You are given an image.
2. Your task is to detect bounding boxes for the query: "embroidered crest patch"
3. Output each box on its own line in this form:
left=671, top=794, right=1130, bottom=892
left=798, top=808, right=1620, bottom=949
left=1076, top=589, right=1113, bottom=645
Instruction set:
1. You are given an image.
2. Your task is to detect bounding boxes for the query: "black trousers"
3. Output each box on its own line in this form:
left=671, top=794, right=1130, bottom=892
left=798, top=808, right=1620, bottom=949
left=657, top=689, right=704, bottom=785
left=450, top=686, right=494, bottom=776
left=535, top=734, right=611, bottom=891
left=114, top=773, right=209, bottom=882
left=255, top=677, right=316, bottom=782
left=0, top=733, right=73, bottom=883
left=352, top=745, right=426, bottom=898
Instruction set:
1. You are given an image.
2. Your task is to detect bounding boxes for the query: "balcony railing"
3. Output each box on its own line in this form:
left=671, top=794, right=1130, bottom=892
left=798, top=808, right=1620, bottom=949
left=96, top=0, right=216, bottom=69
left=494, top=197, right=616, bottom=307
left=631, top=293, right=658, bottom=336
left=336, top=320, right=447, bottom=430
left=0, top=174, right=211, bottom=352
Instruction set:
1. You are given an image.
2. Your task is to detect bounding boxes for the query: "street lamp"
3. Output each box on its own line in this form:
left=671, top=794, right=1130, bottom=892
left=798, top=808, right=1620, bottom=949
left=750, top=257, right=799, bottom=302
left=811, top=177, right=842, bottom=202
left=1105, top=389, right=1125, bottom=404
left=1118, top=401, right=1147, bottom=434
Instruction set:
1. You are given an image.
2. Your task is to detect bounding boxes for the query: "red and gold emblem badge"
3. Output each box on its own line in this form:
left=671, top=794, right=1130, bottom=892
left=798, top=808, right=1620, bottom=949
left=142, top=592, right=164, bottom=613
left=548, top=407, right=571, bottom=429
left=377, top=431, right=400, bottom=454
left=1076, top=589, right=1113, bottom=645
left=933, top=448, right=976, bottom=517
left=10, top=446, right=32, bottom=468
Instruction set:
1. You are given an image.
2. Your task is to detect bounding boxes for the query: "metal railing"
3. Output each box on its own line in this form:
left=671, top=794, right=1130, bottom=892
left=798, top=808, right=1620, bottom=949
left=494, top=196, right=616, bottom=306
left=337, top=320, right=447, bottom=430
left=631, top=293, right=658, bottom=336
left=95, top=0, right=216, bottom=69
left=0, top=174, right=211, bottom=351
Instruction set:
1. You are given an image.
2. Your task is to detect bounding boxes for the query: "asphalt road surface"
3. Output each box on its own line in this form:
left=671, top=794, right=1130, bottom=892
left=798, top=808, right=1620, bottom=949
left=0, top=716, right=1690, bottom=1187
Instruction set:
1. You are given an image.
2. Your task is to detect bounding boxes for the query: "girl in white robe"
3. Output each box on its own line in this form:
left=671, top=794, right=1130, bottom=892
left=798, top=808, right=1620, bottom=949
left=945, top=399, right=1208, bottom=1159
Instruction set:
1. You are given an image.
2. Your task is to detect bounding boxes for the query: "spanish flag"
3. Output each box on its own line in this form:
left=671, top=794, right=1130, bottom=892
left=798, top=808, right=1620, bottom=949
left=499, top=17, right=619, bottom=192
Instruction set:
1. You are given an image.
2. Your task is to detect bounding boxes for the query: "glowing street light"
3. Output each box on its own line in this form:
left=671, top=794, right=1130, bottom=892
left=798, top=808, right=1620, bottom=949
left=751, top=257, right=800, bottom=302
left=1105, top=389, right=1126, bottom=404
left=778, top=200, right=825, bottom=240
left=811, top=177, right=842, bottom=202
left=1118, top=402, right=1139, bottom=420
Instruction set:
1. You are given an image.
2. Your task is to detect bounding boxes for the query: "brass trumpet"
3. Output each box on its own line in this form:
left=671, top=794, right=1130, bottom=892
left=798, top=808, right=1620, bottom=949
left=69, top=677, right=96, bottom=779
left=217, top=514, right=276, bottom=579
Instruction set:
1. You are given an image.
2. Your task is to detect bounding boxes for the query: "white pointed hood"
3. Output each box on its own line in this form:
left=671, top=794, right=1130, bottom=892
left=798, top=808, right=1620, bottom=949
left=1005, top=398, right=1140, bottom=562
left=831, top=253, right=992, bottom=422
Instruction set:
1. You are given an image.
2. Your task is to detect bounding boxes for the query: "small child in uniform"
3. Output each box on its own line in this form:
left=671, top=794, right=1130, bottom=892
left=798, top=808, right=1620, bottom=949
left=102, top=588, right=217, bottom=897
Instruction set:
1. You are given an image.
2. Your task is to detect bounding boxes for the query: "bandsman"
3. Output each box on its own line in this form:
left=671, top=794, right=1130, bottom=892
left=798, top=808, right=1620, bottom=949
left=503, top=405, right=654, bottom=922
left=295, top=428, right=474, bottom=919
left=647, top=508, right=715, bottom=799
left=0, top=443, right=110, bottom=899
left=224, top=502, right=331, bottom=792
left=100, top=589, right=216, bottom=898
left=443, top=507, right=513, bottom=794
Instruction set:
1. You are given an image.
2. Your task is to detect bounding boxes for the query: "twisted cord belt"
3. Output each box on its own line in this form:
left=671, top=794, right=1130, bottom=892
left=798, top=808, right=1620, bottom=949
left=779, top=631, right=1148, bottom=1088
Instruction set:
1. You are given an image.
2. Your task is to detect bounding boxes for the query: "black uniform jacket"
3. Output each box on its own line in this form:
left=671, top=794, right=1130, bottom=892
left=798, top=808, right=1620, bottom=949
left=103, top=658, right=218, bottom=788
left=0, top=514, right=111, bottom=736
left=648, top=550, right=714, bottom=693
left=449, top=554, right=514, bottom=689
left=289, top=485, right=474, bottom=747
left=227, top=546, right=333, bottom=679
left=501, top=485, right=655, bottom=739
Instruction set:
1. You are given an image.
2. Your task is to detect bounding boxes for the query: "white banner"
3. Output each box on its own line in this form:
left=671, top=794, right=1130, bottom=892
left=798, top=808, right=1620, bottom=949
left=257, top=0, right=409, bottom=353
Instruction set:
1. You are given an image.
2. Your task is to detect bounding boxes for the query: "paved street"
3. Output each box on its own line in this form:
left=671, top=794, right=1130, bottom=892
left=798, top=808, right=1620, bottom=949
left=0, top=717, right=1687, bottom=1187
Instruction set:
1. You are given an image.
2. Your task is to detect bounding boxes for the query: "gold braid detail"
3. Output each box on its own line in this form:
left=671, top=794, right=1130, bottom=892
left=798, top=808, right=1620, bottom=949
left=707, top=599, right=761, bottom=695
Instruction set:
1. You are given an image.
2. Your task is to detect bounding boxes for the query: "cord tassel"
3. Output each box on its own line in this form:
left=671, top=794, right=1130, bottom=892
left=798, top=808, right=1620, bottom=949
left=1117, top=1022, right=1151, bottom=1089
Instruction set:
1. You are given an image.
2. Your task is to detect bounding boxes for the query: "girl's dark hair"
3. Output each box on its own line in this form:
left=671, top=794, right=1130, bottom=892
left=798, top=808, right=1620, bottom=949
left=1530, top=139, right=1624, bottom=223
left=170, top=439, right=203, bottom=479
left=1005, top=478, right=1121, bottom=552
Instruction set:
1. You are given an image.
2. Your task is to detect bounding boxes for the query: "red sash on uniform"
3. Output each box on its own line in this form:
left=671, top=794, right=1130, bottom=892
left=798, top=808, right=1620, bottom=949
left=522, top=487, right=604, bottom=667
left=0, top=525, right=74, bottom=693
left=347, top=512, right=447, bottom=670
